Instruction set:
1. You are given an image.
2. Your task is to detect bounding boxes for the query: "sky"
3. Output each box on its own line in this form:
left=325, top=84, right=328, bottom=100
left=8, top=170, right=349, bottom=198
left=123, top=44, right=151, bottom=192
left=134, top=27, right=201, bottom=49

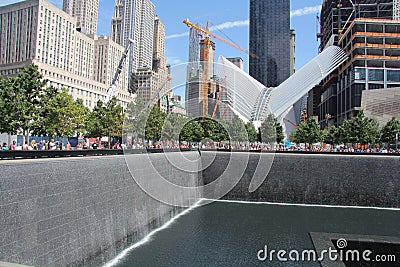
left=2, top=0, right=323, bottom=71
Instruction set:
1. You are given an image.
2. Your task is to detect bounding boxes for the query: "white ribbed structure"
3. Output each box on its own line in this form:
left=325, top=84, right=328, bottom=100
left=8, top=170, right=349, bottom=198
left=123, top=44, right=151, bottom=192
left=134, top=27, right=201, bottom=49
left=217, top=56, right=266, bottom=120
left=269, top=46, right=347, bottom=118
left=216, top=45, right=347, bottom=122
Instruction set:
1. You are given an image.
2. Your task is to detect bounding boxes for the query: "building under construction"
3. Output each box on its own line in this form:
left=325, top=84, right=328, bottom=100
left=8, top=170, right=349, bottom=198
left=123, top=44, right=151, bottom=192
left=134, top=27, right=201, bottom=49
left=185, top=34, right=221, bottom=118
left=319, top=0, right=396, bottom=52
left=310, top=0, right=400, bottom=126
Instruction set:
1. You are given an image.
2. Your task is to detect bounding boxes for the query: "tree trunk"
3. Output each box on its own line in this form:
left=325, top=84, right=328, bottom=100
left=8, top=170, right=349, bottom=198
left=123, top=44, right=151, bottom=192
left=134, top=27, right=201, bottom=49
left=24, top=129, right=29, bottom=146
left=7, top=133, right=11, bottom=148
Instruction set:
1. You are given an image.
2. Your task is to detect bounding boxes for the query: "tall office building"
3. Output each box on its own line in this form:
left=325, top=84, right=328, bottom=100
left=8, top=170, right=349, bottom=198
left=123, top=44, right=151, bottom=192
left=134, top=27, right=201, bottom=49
left=185, top=30, right=218, bottom=117
left=310, top=0, right=400, bottom=127
left=185, top=27, right=200, bottom=116
left=0, top=0, right=131, bottom=110
left=62, top=0, right=98, bottom=34
left=134, top=16, right=170, bottom=106
left=110, top=0, right=124, bottom=45
left=153, top=16, right=167, bottom=73
left=111, top=0, right=155, bottom=73
left=187, top=26, right=201, bottom=79
left=227, top=57, right=244, bottom=70
left=249, top=0, right=290, bottom=87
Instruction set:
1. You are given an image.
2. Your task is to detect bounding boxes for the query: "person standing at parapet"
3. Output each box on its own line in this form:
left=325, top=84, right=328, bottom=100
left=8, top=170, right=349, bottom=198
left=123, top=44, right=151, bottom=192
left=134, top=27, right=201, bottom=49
left=22, top=142, right=29, bottom=150
left=49, top=139, right=56, bottom=150
left=2, top=143, right=8, bottom=150
left=37, top=140, right=44, bottom=151
left=30, top=140, right=38, bottom=150
left=9, top=141, right=16, bottom=150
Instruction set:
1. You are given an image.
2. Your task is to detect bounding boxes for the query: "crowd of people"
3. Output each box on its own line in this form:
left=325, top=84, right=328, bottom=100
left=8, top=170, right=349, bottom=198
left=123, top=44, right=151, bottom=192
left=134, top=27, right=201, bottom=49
left=0, top=139, right=122, bottom=151
left=0, top=139, right=64, bottom=151
left=1, top=139, right=399, bottom=154
left=128, top=141, right=400, bottom=154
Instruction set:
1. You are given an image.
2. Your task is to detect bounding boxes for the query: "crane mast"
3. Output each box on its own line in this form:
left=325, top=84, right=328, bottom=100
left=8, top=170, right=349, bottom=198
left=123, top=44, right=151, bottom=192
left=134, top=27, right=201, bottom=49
left=183, top=19, right=258, bottom=118
left=105, top=38, right=135, bottom=103
left=200, top=22, right=211, bottom=118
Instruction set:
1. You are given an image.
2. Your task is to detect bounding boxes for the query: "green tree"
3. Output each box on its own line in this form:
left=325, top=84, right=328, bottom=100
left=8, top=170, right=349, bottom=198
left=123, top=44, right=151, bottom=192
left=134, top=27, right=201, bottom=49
left=290, top=125, right=306, bottom=144
left=161, top=113, right=187, bottom=142
left=180, top=119, right=204, bottom=143
left=124, top=98, right=147, bottom=142
left=260, top=114, right=284, bottom=144
left=200, top=118, right=228, bottom=142
left=216, top=119, right=229, bottom=141
left=339, top=111, right=380, bottom=145
left=0, top=76, right=19, bottom=136
left=227, top=114, right=247, bottom=142
left=87, top=97, right=124, bottom=147
left=73, top=99, right=90, bottom=136
left=275, top=120, right=285, bottom=144
left=245, top=122, right=257, bottom=143
left=39, top=88, right=89, bottom=144
left=380, top=117, right=400, bottom=144
left=323, top=125, right=339, bottom=146
left=290, top=118, right=324, bottom=145
left=1, top=64, right=51, bottom=143
left=145, top=106, right=167, bottom=142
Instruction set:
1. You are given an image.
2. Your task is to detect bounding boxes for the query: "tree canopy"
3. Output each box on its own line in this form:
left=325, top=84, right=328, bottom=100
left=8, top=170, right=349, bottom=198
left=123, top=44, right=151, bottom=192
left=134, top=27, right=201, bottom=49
left=290, top=118, right=324, bottom=145
left=380, top=117, right=400, bottom=144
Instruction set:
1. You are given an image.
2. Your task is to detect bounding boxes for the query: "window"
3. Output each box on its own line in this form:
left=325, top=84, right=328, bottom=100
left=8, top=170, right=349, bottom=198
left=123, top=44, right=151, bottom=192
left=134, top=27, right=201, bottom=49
left=354, top=68, right=366, bottom=80
left=387, top=70, right=400, bottom=82
left=368, top=69, right=384, bottom=81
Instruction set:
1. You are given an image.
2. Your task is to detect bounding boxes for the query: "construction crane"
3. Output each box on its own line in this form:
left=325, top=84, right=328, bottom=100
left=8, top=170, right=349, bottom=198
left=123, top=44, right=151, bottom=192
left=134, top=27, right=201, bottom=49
left=183, top=19, right=259, bottom=59
left=105, top=38, right=135, bottom=103
left=183, top=19, right=258, bottom=118
left=283, top=118, right=298, bottom=128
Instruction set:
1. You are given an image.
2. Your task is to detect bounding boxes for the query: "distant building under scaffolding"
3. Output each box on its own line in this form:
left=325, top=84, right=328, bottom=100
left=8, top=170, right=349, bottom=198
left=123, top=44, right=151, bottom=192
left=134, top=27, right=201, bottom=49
left=309, top=0, right=400, bottom=127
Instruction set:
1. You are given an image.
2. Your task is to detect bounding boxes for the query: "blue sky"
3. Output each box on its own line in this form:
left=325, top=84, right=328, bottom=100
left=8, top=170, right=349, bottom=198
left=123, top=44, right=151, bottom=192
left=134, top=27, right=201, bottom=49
left=2, top=0, right=323, bottom=72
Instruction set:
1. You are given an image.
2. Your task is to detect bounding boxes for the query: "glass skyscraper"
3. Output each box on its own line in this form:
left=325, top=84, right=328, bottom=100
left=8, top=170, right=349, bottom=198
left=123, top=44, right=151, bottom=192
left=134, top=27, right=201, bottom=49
left=249, top=0, right=290, bottom=87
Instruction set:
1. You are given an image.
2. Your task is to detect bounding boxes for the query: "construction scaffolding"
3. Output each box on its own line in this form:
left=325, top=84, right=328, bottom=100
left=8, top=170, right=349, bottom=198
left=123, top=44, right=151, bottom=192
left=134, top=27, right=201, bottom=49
left=395, top=0, right=400, bottom=20
left=319, top=0, right=394, bottom=51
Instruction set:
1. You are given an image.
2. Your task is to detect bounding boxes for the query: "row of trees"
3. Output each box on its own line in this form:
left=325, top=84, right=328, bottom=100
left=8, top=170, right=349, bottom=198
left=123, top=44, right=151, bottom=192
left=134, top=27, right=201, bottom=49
left=1, top=64, right=285, bottom=147
left=124, top=99, right=285, bottom=145
left=0, top=64, right=124, bottom=146
left=5, top=65, right=398, bottom=149
left=290, top=111, right=400, bottom=146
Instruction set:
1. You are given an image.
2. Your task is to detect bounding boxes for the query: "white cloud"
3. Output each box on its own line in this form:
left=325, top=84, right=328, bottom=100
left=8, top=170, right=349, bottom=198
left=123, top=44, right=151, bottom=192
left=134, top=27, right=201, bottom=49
left=166, top=32, right=189, bottom=40
left=167, top=56, right=182, bottom=65
left=165, top=5, right=321, bottom=40
left=290, top=5, right=321, bottom=17
left=209, top=19, right=249, bottom=32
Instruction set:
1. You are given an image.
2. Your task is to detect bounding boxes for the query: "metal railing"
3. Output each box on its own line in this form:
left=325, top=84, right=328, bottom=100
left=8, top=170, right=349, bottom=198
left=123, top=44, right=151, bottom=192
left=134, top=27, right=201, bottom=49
left=0, top=148, right=198, bottom=160
left=1, top=148, right=398, bottom=160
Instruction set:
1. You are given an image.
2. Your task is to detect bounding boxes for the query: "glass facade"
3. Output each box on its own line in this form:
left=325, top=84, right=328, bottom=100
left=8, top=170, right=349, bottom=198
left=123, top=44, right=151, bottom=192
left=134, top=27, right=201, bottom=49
left=249, top=0, right=290, bottom=87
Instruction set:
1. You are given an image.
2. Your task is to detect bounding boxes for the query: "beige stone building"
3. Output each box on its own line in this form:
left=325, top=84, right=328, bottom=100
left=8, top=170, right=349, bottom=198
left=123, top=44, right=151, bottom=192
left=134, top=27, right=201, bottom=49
left=63, top=0, right=99, bottom=35
left=133, top=16, right=170, bottom=107
left=0, top=0, right=132, bottom=110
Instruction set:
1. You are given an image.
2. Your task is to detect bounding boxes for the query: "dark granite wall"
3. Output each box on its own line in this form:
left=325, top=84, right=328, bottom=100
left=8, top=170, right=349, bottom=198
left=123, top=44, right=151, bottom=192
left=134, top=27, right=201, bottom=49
left=0, top=152, right=201, bottom=266
left=201, top=152, right=400, bottom=208
left=1, top=151, right=399, bottom=266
